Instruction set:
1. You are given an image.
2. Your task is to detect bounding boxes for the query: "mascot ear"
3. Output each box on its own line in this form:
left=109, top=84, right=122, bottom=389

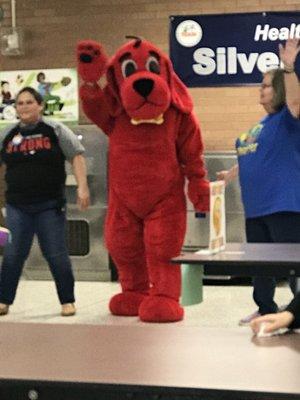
left=105, top=65, right=123, bottom=117
left=166, top=58, right=193, bottom=114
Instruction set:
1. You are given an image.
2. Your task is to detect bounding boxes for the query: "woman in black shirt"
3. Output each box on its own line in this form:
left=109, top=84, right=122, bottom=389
left=0, top=87, right=90, bottom=317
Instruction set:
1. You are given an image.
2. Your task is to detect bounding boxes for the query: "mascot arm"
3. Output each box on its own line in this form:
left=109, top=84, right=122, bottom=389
left=80, top=83, right=114, bottom=134
left=77, top=40, right=114, bottom=135
left=177, top=113, right=210, bottom=212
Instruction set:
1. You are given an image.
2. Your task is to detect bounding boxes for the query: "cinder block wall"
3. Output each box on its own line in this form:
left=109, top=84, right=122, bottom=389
left=0, top=0, right=298, bottom=150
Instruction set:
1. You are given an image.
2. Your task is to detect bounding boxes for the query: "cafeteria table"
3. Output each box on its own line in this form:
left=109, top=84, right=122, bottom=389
left=0, top=322, right=299, bottom=399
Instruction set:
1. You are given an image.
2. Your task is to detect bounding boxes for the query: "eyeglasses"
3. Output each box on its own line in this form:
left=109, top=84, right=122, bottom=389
left=16, top=100, right=36, bottom=106
left=260, top=83, right=272, bottom=89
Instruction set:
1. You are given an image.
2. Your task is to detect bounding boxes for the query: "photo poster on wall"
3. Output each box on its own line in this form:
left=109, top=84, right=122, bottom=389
left=0, top=68, right=78, bottom=125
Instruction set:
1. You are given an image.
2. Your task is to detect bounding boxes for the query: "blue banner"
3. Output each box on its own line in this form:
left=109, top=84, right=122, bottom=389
left=169, top=12, right=300, bottom=87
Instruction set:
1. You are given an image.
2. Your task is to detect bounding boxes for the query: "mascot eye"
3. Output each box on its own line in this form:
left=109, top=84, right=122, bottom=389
left=146, top=57, right=160, bottom=74
left=121, top=59, right=137, bottom=78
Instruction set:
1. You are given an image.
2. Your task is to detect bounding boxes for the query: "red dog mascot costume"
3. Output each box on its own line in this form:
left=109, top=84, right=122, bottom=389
left=77, top=37, right=209, bottom=322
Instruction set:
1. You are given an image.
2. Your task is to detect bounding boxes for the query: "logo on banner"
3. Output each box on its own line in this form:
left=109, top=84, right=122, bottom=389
left=175, top=20, right=202, bottom=47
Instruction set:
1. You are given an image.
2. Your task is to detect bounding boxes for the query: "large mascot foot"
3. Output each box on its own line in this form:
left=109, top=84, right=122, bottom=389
left=109, top=291, right=148, bottom=316
left=139, top=296, right=184, bottom=322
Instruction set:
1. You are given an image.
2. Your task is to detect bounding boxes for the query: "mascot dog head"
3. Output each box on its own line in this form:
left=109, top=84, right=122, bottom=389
left=105, top=37, right=193, bottom=124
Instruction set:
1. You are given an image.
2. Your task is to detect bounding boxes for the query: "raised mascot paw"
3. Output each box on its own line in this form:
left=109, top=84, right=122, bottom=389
left=77, top=40, right=108, bottom=82
left=139, top=296, right=184, bottom=323
left=109, top=291, right=148, bottom=316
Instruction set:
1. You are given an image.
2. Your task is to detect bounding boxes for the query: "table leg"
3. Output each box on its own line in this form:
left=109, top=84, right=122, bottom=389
left=180, top=264, right=203, bottom=306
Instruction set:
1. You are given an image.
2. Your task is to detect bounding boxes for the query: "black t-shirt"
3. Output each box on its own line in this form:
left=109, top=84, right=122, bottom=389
left=1, top=121, right=66, bottom=205
left=286, top=293, right=300, bottom=329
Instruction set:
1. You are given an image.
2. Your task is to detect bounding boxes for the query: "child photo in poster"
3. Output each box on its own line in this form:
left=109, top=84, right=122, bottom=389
left=36, top=71, right=72, bottom=116
left=0, top=80, right=17, bottom=121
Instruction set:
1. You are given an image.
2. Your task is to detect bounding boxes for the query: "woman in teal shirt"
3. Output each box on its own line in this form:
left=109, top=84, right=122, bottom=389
left=217, top=38, right=300, bottom=324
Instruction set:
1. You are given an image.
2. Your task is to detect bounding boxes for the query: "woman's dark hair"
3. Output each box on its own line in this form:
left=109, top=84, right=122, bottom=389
left=16, top=87, right=43, bottom=105
left=264, top=68, right=286, bottom=112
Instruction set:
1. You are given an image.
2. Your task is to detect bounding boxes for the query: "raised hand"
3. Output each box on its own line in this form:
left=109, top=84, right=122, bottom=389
left=279, top=38, right=300, bottom=69
left=77, top=40, right=109, bottom=82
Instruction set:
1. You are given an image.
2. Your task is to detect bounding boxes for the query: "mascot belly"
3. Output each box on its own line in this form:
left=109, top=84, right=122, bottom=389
left=77, top=37, right=209, bottom=322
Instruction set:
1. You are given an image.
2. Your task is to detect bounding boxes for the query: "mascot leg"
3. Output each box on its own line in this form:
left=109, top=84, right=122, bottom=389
left=139, top=196, right=186, bottom=323
left=106, top=199, right=149, bottom=316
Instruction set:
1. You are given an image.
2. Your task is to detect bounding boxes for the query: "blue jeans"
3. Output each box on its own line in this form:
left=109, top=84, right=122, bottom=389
left=246, top=212, right=300, bottom=315
left=0, top=200, right=75, bottom=305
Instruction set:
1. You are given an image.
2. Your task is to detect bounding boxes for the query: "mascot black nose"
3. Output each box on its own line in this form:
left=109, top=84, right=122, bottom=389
left=133, top=79, right=154, bottom=98
left=80, top=53, right=93, bottom=63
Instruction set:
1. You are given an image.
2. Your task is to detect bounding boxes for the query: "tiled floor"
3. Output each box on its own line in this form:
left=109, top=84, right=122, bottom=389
left=0, top=280, right=293, bottom=328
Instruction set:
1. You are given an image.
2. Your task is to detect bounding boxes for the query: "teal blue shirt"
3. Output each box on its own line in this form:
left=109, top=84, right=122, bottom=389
left=236, top=106, right=300, bottom=218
